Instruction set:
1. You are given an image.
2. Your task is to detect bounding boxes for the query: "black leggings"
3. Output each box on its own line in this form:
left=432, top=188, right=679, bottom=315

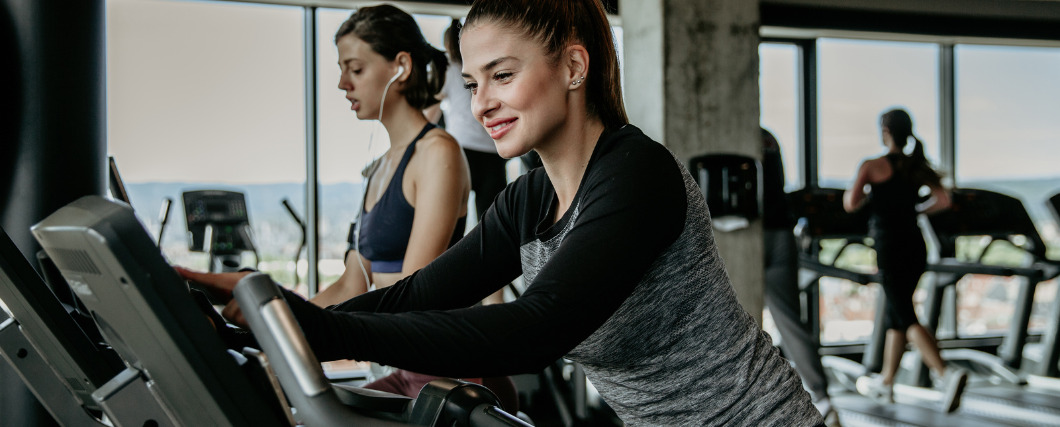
left=875, top=233, right=926, bottom=331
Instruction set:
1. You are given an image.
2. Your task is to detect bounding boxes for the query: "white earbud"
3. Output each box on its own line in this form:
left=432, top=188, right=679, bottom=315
left=388, top=66, right=405, bottom=85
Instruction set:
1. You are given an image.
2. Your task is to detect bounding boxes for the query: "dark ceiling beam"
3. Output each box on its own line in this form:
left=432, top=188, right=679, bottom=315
left=761, top=0, right=1060, bottom=41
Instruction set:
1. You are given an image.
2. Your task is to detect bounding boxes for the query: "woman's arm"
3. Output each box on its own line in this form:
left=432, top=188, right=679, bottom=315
left=917, top=184, right=951, bottom=214
left=311, top=131, right=468, bottom=306
left=843, top=160, right=873, bottom=213
left=401, top=132, right=470, bottom=278
left=282, top=135, right=687, bottom=377
left=310, top=251, right=371, bottom=307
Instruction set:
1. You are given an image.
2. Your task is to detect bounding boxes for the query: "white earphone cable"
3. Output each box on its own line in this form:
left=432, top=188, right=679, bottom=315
left=352, top=66, right=404, bottom=288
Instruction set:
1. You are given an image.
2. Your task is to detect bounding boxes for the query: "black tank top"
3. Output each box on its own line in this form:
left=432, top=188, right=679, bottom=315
left=357, top=124, right=466, bottom=273
left=867, top=154, right=920, bottom=238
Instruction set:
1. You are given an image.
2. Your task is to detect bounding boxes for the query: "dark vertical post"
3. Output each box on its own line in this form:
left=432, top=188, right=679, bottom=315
left=938, top=44, right=956, bottom=182
left=0, top=0, right=106, bottom=425
left=304, top=6, right=320, bottom=297
left=798, top=39, right=818, bottom=189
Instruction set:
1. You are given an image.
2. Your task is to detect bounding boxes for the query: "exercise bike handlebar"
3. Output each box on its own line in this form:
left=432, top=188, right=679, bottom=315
left=281, top=199, right=306, bottom=231
left=156, top=197, right=171, bottom=246
left=234, top=273, right=533, bottom=426
left=234, top=272, right=406, bottom=426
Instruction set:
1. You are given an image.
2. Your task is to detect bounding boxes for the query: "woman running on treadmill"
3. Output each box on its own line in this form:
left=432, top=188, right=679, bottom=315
left=180, top=0, right=822, bottom=424
left=843, top=108, right=968, bottom=412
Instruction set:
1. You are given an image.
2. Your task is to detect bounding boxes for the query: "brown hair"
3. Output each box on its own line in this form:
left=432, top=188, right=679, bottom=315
left=335, top=4, right=448, bottom=109
left=464, top=0, right=628, bottom=129
left=444, top=18, right=462, bottom=64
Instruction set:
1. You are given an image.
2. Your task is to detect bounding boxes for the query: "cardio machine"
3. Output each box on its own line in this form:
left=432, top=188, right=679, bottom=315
left=785, top=188, right=885, bottom=386
left=183, top=189, right=259, bottom=273
left=787, top=189, right=1049, bottom=425
left=1035, top=191, right=1060, bottom=388
left=915, top=188, right=1055, bottom=383
left=912, top=188, right=1060, bottom=424
left=0, top=225, right=171, bottom=427
left=31, top=195, right=530, bottom=426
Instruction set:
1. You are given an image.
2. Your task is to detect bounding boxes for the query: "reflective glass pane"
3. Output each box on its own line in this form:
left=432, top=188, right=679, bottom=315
left=817, top=39, right=940, bottom=188
left=955, top=44, right=1060, bottom=335
left=107, top=0, right=306, bottom=285
left=814, top=39, right=939, bottom=345
left=759, top=43, right=802, bottom=191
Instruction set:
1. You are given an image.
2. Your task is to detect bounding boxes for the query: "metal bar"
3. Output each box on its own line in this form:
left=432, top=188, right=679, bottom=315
left=797, top=39, right=818, bottom=189
left=304, top=6, right=320, bottom=297
left=0, top=320, right=105, bottom=427
left=938, top=44, right=956, bottom=183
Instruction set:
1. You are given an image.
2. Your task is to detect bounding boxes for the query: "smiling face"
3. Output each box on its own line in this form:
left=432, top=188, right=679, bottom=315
left=460, top=23, right=574, bottom=159
left=336, top=34, right=400, bottom=121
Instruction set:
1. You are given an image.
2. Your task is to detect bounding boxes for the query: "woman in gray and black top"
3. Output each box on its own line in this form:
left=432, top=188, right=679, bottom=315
left=181, top=0, right=821, bottom=424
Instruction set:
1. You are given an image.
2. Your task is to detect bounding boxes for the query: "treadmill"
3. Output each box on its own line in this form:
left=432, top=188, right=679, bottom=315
left=787, top=188, right=884, bottom=374
left=915, top=188, right=1060, bottom=425
left=1025, top=192, right=1060, bottom=389
left=788, top=188, right=1028, bottom=426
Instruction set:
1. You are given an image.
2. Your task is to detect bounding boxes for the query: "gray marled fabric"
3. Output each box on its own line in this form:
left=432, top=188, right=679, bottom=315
left=519, top=159, right=822, bottom=426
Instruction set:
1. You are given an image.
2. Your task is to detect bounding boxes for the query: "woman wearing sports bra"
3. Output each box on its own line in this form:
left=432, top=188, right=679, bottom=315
left=311, top=6, right=470, bottom=307
left=307, top=5, right=476, bottom=401
left=844, top=108, right=967, bottom=413
left=353, top=123, right=466, bottom=277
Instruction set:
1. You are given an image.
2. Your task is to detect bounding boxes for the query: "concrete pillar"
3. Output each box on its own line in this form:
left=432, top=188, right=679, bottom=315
left=621, top=0, right=763, bottom=322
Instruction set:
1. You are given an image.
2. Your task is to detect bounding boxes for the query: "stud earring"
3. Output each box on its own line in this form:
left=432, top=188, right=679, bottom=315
left=573, top=76, right=585, bottom=86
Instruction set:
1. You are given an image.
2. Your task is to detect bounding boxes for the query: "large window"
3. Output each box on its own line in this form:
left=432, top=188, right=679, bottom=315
left=955, top=44, right=1060, bottom=335
left=107, top=0, right=306, bottom=286
left=817, top=39, right=940, bottom=188
left=955, top=44, right=1060, bottom=243
left=807, top=39, right=941, bottom=344
left=759, top=43, right=802, bottom=190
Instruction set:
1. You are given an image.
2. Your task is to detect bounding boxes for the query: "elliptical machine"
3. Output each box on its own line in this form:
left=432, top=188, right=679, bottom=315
left=182, top=190, right=259, bottom=273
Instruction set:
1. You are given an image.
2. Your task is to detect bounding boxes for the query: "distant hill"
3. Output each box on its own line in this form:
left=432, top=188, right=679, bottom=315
left=127, top=175, right=1060, bottom=265
left=125, top=182, right=365, bottom=263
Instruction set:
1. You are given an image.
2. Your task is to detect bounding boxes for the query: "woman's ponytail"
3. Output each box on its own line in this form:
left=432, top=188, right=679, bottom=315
left=909, top=134, right=943, bottom=187
left=422, top=45, right=448, bottom=108
left=881, top=108, right=943, bottom=187
left=910, top=135, right=926, bottom=163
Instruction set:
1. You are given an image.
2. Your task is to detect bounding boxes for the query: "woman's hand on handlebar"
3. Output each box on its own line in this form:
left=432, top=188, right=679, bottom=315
left=220, top=300, right=248, bottom=328
left=173, top=266, right=249, bottom=305
left=174, top=266, right=251, bottom=328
